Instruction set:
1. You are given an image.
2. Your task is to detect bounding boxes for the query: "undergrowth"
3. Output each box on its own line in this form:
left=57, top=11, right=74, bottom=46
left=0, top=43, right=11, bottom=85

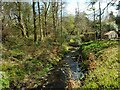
left=79, top=40, right=119, bottom=89
left=0, top=37, right=70, bottom=89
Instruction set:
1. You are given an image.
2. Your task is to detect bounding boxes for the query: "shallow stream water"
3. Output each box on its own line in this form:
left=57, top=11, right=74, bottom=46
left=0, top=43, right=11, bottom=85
left=41, top=47, right=84, bottom=89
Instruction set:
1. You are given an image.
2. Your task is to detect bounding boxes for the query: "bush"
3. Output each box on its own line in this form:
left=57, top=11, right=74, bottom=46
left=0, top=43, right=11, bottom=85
left=82, top=40, right=118, bottom=56
left=0, top=72, right=9, bottom=89
left=80, top=32, right=95, bottom=42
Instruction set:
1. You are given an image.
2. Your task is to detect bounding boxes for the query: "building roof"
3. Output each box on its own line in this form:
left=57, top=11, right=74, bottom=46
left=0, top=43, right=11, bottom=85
left=104, top=31, right=117, bottom=35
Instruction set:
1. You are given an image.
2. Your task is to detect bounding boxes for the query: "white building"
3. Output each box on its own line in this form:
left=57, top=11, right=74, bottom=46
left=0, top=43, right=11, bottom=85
left=104, top=31, right=118, bottom=39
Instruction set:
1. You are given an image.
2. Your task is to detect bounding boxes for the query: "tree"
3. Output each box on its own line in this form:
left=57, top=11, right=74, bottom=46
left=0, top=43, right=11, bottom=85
left=90, top=0, right=97, bottom=40
left=38, top=1, right=43, bottom=40
left=109, top=11, right=115, bottom=22
left=43, top=2, right=50, bottom=37
left=17, top=2, right=27, bottom=38
left=116, top=1, right=120, bottom=38
left=22, top=3, right=32, bottom=37
left=74, top=11, right=92, bottom=35
left=99, top=2, right=102, bottom=40
left=55, top=2, right=59, bottom=34
left=116, top=1, right=120, bottom=26
left=60, top=0, right=63, bottom=44
left=32, top=1, right=37, bottom=42
left=1, top=3, right=5, bottom=31
left=62, top=15, right=74, bottom=35
left=52, top=2, right=56, bottom=40
left=52, top=1, right=59, bottom=39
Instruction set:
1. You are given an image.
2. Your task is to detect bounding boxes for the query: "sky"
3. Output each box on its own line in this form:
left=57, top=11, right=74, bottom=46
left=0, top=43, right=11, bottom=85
left=1, top=0, right=119, bottom=17
left=65, top=0, right=88, bottom=15
left=65, top=0, right=119, bottom=19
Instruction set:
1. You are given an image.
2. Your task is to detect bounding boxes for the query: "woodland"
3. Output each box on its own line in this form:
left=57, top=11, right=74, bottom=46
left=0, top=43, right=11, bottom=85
left=0, top=0, right=120, bottom=89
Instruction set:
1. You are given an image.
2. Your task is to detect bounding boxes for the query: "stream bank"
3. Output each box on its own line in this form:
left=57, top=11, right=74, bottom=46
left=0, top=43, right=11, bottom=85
left=33, top=45, right=86, bottom=90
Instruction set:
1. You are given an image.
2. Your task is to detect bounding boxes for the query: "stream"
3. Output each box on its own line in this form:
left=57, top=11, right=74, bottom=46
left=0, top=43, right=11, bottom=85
left=33, top=46, right=84, bottom=90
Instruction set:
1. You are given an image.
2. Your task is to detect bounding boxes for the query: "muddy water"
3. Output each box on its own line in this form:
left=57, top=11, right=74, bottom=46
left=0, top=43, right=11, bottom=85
left=35, top=47, right=84, bottom=90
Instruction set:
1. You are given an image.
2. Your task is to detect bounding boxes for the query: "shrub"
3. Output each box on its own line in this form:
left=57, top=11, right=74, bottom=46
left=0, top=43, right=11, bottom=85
left=82, top=40, right=118, bottom=56
left=0, top=72, right=9, bottom=89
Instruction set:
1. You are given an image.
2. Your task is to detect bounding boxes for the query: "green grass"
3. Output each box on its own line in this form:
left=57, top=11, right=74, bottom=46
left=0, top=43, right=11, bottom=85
left=1, top=58, right=53, bottom=89
left=0, top=72, right=9, bottom=90
left=81, top=42, right=119, bottom=89
left=82, top=40, right=118, bottom=58
left=0, top=39, right=70, bottom=89
left=1, top=39, right=119, bottom=89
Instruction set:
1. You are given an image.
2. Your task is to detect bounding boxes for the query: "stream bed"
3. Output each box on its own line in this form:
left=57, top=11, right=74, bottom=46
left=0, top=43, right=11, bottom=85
left=36, top=47, right=84, bottom=89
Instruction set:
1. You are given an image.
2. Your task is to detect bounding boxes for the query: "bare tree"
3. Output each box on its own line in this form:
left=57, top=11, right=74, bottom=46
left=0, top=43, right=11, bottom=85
left=43, top=2, right=50, bottom=37
left=53, top=1, right=59, bottom=38
left=32, top=1, right=37, bottom=42
left=38, top=0, right=43, bottom=40
left=60, top=0, right=63, bottom=44
left=52, top=2, right=56, bottom=41
left=55, top=2, right=59, bottom=33
left=2, top=15, right=5, bottom=31
left=17, top=2, right=27, bottom=38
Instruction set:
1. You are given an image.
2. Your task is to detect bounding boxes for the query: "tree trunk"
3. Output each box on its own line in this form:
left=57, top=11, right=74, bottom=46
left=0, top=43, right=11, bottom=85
left=44, top=2, right=47, bottom=37
left=2, top=16, right=5, bottom=31
left=99, top=2, right=102, bottom=40
left=43, top=2, right=50, bottom=37
left=52, top=2, right=56, bottom=41
left=38, top=1, right=43, bottom=40
left=17, top=2, right=27, bottom=38
left=55, top=2, right=59, bottom=38
left=60, top=0, right=63, bottom=45
left=32, top=1, right=37, bottom=42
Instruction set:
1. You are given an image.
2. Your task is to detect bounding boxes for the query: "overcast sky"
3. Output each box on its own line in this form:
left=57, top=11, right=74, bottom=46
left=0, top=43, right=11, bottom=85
left=2, top=0, right=119, bottom=17
left=65, top=0, right=119, bottom=18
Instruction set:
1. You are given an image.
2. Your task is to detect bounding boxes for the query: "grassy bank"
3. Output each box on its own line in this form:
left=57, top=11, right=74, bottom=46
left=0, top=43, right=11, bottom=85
left=0, top=38, right=69, bottom=89
left=79, top=40, right=119, bottom=89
